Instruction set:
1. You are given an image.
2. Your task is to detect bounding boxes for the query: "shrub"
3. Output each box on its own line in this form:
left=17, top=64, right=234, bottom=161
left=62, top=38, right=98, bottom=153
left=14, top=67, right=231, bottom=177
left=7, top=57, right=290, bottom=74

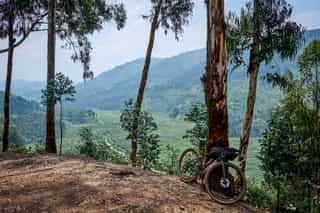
left=156, top=145, right=180, bottom=175
left=245, top=179, right=275, bottom=209
left=120, top=99, right=161, bottom=169
left=8, top=144, right=32, bottom=153
left=79, top=127, right=128, bottom=165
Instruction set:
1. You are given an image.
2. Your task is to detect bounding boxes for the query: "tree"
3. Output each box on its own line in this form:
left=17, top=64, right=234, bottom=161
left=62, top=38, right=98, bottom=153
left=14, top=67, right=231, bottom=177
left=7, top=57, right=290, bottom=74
left=202, top=0, right=229, bottom=151
left=0, top=0, right=47, bottom=54
left=130, top=0, right=194, bottom=166
left=43, top=0, right=126, bottom=153
left=46, top=0, right=57, bottom=153
left=41, top=72, right=76, bottom=155
left=79, top=127, right=96, bottom=158
left=183, top=103, right=208, bottom=156
left=0, top=0, right=126, bottom=153
left=298, top=40, right=320, bottom=115
left=227, top=0, right=303, bottom=171
left=0, top=0, right=46, bottom=152
left=260, top=83, right=320, bottom=212
left=120, top=99, right=161, bottom=169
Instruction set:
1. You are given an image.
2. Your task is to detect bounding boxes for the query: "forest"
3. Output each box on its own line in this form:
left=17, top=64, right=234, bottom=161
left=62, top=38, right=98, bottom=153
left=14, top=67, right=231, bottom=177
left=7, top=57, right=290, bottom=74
left=0, top=0, right=319, bottom=212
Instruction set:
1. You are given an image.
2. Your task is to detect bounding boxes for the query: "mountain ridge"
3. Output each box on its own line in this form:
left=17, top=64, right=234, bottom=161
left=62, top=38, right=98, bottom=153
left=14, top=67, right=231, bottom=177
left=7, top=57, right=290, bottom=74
left=1, top=29, right=320, bottom=136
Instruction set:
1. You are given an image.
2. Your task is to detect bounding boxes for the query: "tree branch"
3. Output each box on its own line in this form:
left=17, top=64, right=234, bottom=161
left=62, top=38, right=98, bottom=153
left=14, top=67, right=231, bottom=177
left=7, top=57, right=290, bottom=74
left=0, top=12, right=48, bottom=54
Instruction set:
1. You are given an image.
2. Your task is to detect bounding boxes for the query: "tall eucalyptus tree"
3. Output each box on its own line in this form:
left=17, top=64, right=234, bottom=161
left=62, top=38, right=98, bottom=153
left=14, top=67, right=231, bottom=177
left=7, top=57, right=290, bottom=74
left=0, top=0, right=126, bottom=152
left=202, top=0, right=229, bottom=151
left=0, top=0, right=46, bottom=152
left=130, top=0, right=194, bottom=165
left=227, top=0, right=303, bottom=171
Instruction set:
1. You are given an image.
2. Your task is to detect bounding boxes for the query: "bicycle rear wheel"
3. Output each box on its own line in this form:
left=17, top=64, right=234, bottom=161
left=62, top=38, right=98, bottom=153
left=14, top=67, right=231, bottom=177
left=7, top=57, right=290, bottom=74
left=204, top=161, right=246, bottom=205
left=178, top=148, right=201, bottom=183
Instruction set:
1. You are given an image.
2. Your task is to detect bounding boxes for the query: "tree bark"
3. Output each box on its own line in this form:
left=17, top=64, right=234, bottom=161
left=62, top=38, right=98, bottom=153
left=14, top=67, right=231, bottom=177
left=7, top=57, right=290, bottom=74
left=203, top=0, right=229, bottom=151
left=130, top=0, right=162, bottom=166
left=238, top=0, right=260, bottom=172
left=315, top=65, right=319, bottom=115
left=239, top=49, right=259, bottom=171
left=2, top=1, right=15, bottom=152
left=46, top=0, right=57, bottom=153
left=59, top=101, right=63, bottom=155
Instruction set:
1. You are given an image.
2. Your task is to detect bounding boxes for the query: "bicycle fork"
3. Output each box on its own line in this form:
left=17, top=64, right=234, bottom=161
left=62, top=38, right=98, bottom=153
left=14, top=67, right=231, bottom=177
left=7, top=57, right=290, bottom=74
left=220, top=160, right=230, bottom=188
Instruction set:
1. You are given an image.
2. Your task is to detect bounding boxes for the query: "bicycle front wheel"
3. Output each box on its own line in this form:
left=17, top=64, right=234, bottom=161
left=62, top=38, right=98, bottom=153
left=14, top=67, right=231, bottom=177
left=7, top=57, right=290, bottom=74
left=204, top=161, right=246, bottom=205
left=178, top=148, right=201, bottom=183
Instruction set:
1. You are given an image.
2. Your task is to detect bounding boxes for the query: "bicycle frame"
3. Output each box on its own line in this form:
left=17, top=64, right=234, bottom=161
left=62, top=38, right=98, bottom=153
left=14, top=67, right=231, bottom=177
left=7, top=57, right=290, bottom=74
left=200, top=156, right=228, bottom=183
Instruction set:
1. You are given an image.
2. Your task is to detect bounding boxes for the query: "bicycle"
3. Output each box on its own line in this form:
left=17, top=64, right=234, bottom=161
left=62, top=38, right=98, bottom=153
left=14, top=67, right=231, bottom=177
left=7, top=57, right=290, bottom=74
left=178, top=147, right=246, bottom=205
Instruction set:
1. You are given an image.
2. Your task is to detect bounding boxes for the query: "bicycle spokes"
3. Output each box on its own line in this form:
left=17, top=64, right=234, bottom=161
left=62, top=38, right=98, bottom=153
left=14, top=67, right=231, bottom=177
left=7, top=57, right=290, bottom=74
left=205, top=162, right=246, bottom=204
left=178, top=148, right=201, bottom=183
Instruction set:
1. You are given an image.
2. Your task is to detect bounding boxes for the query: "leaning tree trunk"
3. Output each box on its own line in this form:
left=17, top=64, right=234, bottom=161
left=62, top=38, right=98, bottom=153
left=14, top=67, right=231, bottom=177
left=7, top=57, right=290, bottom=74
left=130, top=0, right=162, bottom=166
left=2, top=3, right=14, bottom=152
left=203, top=0, right=229, bottom=151
left=239, top=51, right=259, bottom=171
left=238, top=0, right=260, bottom=172
left=46, top=0, right=57, bottom=153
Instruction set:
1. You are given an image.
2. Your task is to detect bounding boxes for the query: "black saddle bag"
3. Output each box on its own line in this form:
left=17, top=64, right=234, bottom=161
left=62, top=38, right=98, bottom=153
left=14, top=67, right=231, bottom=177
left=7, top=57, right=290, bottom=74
left=207, top=147, right=239, bottom=161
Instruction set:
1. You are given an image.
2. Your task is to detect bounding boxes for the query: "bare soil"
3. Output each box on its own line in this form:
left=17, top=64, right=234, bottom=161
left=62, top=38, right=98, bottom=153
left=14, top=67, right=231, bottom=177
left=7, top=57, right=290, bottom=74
left=0, top=153, right=262, bottom=213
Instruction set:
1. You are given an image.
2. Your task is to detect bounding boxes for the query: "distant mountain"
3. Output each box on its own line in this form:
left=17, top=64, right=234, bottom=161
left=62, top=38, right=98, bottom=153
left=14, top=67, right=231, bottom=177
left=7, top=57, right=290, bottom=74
left=64, top=29, right=320, bottom=136
left=2, top=29, right=320, bottom=137
left=0, top=80, right=44, bottom=101
left=0, top=92, right=41, bottom=115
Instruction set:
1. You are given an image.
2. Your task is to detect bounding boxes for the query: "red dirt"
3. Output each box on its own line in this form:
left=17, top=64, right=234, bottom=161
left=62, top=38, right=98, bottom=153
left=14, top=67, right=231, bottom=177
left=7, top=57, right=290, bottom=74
left=0, top=153, right=262, bottom=213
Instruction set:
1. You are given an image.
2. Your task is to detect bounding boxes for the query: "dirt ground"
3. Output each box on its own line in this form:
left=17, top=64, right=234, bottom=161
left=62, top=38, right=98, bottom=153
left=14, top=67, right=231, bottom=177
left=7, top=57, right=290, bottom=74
left=0, top=153, right=262, bottom=213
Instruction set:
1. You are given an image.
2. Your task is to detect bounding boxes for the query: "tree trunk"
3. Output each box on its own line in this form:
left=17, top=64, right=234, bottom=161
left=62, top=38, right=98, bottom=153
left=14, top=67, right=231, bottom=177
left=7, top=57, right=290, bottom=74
left=238, top=0, right=261, bottom=172
left=203, top=0, right=229, bottom=151
left=2, top=2, right=14, bottom=152
left=59, top=101, right=63, bottom=155
left=130, top=0, right=162, bottom=166
left=239, top=49, right=259, bottom=171
left=46, top=0, right=57, bottom=153
left=315, top=65, right=319, bottom=115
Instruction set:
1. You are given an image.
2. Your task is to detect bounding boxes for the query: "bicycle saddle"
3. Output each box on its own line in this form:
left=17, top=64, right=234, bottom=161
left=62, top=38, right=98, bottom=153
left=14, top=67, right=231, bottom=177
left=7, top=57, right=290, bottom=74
left=207, top=147, right=239, bottom=161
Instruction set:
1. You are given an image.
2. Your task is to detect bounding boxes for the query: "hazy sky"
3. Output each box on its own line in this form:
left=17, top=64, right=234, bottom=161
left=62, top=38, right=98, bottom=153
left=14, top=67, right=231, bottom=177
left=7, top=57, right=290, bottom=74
left=1, top=0, right=320, bottom=83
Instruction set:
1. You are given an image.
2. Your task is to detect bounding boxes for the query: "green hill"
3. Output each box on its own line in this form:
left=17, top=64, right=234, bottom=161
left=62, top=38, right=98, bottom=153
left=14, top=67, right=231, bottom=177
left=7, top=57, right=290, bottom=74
left=0, top=91, right=41, bottom=115
left=68, top=29, right=320, bottom=136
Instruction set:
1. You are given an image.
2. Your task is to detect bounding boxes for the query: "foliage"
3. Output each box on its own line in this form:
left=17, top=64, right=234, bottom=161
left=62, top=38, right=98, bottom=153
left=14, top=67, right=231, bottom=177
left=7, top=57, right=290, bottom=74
left=145, top=0, right=194, bottom=40
left=8, top=144, right=32, bottom=153
left=41, top=72, right=76, bottom=106
left=0, top=0, right=127, bottom=76
left=227, top=0, right=303, bottom=69
left=41, top=72, right=76, bottom=154
left=0, top=121, right=26, bottom=145
left=120, top=99, right=161, bottom=169
left=183, top=103, right=207, bottom=156
left=0, top=91, right=41, bottom=115
left=79, top=127, right=96, bottom=157
left=298, top=40, right=320, bottom=113
left=260, top=80, right=320, bottom=212
left=157, top=144, right=180, bottom=174
left=79, top=127, right=127, bottom=164
left=12, top=113, right=45, bottom=143
left=245, top=179, right=275, bottom=209
left=263, top=69, right=294, bottom=91
left=32, top=140, right=46, bottom=154
left=0, top=0, right=46, bottom=41
left=55, top=0, right=126, bottom=76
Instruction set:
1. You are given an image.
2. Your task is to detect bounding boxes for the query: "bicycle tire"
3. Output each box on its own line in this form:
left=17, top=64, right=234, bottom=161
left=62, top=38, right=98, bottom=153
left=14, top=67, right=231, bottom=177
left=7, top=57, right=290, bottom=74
left=204, top=161, right=247, bottom=205
left=178, top=148, right=201, bottom=183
